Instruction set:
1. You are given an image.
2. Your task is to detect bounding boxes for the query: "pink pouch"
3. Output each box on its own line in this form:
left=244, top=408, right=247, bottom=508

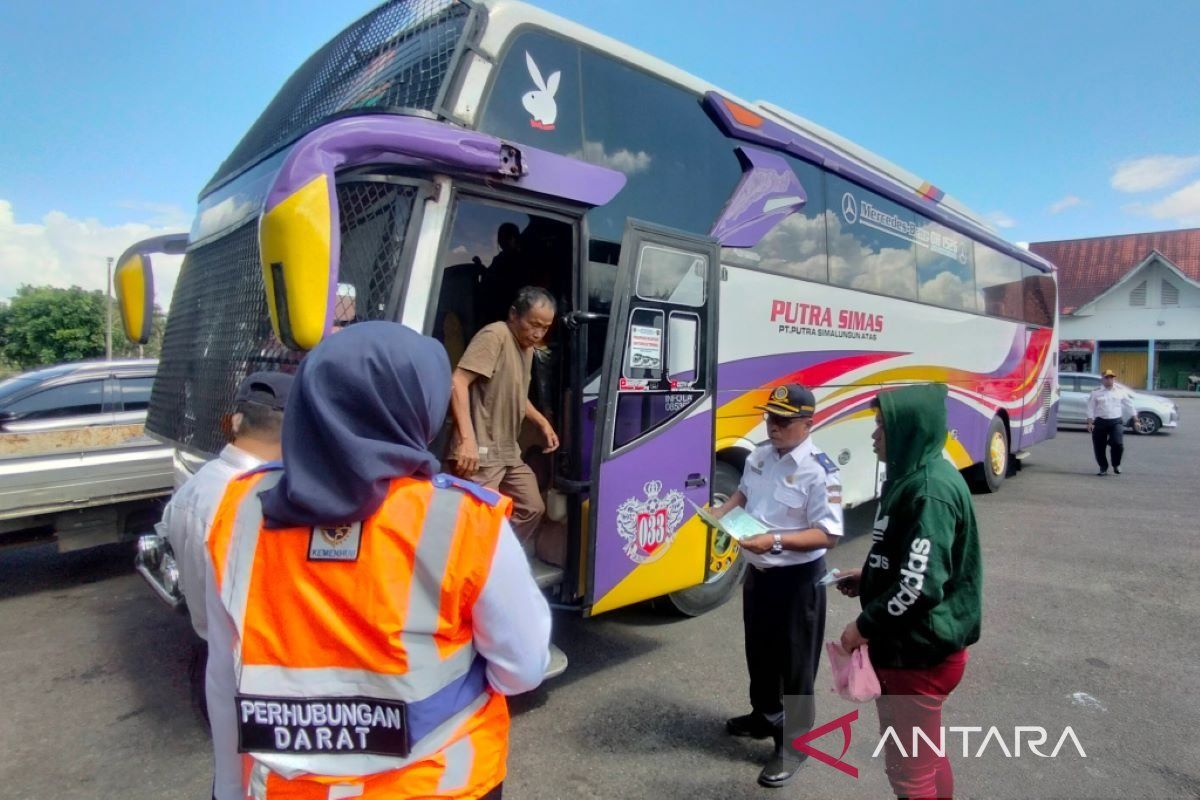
left=826, top=641, right=882, bottom=703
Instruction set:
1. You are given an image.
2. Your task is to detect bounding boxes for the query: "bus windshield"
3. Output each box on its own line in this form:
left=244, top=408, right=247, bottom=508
left=203, top=0, right=472, bottom=195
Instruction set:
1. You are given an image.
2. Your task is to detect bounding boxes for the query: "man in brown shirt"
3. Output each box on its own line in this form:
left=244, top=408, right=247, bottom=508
left=449, top=286, right=559, bottom=546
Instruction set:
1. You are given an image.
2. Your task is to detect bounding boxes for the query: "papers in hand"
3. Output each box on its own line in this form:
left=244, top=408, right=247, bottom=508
left=690, top=501, right=772, bottom=542
left=817, top=569, right=846, bottom=587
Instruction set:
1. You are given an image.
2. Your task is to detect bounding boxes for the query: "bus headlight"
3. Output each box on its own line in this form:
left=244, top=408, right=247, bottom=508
left=161, top=554, right=181, bottom=597
left=136, top=534, right=164, bottom=570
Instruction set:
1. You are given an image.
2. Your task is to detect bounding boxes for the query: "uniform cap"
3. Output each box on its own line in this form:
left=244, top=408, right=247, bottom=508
left=756, top=383, right=816, bottom=418
left=235, top=371, right=294, bottom=411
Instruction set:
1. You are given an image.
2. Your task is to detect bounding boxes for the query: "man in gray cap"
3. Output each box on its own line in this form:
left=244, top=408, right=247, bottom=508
left=710, top=383, right=844, bottom=788
left=158, top=371, right=294, bottom=723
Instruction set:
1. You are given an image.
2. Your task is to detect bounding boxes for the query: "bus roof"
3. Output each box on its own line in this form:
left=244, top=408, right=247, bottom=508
left=474, top=0, right=1053, bottom=272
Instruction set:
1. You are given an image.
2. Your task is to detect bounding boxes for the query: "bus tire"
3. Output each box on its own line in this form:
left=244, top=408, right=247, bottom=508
left=666, top=461, right=747, bottom=617
left=969, top=416, right=1008, bottom=493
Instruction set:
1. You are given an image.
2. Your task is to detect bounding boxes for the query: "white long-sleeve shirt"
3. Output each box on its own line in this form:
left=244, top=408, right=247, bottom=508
left=159, top=444, right=262, bottom=639
left=206, top=515, right=551, bottom=799
left=1087, top=384, right=1136, bottom=422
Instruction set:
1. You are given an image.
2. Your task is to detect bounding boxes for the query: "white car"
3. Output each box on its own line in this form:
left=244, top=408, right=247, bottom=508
left=1057, top=373, right=1180, bottom=435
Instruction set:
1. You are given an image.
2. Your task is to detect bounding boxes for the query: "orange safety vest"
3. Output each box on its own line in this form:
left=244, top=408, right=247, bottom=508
left=208, top=468, right=513, bottom=799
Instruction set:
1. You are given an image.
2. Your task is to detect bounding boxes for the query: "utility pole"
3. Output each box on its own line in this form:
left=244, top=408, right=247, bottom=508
left=105, top=256, right=114, bottom=360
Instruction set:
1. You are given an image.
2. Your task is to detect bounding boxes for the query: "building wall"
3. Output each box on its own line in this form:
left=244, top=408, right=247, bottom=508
left=1060, top=261, right=1200, bottom=341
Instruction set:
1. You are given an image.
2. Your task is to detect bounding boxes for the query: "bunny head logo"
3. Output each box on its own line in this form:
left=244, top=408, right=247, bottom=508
left=522, top=51, right=560, bottom=131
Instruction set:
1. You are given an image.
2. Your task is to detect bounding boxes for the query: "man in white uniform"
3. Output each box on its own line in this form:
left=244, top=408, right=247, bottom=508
left=1086, top=369, right=1136, bottom=475
left=158, top=371, right=292, bottom=721
left=712, top=383, right=843, bottom=788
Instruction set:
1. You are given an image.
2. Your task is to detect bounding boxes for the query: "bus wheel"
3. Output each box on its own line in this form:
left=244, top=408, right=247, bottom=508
left=666, top=461, right=747, bottom=617
left=970, top=416, right=1009, bottom=493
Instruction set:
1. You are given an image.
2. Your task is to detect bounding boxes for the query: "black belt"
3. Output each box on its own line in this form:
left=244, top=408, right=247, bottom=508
left=752, top=557, right=825, bottom=577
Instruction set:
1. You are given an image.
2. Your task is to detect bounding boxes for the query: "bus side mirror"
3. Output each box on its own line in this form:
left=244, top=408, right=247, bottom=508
left=260, top=174, right=337, bottom=351
left=114, top=233, right=188, bottom=345
left=115, top=252, right=155, bottom=345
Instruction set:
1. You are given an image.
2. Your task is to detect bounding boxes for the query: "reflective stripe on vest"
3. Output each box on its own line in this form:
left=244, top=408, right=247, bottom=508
left=210, top=471, right=510, bottom=794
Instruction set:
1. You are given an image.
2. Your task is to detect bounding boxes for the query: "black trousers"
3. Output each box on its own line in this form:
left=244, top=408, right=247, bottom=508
left=743, top=557, right=826, bottom=738
left=1091, top=417, right=1124, bottom=470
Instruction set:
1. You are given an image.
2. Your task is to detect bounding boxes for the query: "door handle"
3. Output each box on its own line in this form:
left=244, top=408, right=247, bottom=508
left=563, top=311, right=609, bottom=330
left=685, top=473, right=707, bottom=488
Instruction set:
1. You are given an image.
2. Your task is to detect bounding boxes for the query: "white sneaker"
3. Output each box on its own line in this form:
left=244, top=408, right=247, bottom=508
left=544, top=644, right=568, bottom=680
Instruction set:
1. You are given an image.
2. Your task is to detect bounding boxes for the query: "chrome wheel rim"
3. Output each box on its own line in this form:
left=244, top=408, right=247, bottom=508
left=988, top=431, right=1007, bottom=476
left=706, top=489, right=738, bottom=581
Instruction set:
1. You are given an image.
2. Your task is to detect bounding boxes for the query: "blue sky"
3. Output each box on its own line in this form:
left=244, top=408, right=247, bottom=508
left=2, top=0, right=1199, bottom=303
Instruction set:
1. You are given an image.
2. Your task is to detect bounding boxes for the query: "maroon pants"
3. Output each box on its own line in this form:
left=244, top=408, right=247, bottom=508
left=874, top=649, right=969, bottom=800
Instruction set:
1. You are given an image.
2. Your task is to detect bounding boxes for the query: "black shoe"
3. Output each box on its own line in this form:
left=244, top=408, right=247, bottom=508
left=757, top=743, right=806, bottom=788
left=725, top=713, right=775, bottom=739
left=1114, top=467, right=1121, bottom=475
left=1097, top=470, right=1107, bottom=476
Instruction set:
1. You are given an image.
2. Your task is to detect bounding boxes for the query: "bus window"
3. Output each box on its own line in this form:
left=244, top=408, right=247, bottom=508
left=635, top=245, right=706, bottom=307
left=826, top=175, right=918, bottom=300
left=667, top=313, right=699, bottom=381
left=612, top=238, right=711, bottom=450
left=733, top=156, right=829, bottom=282
left=578, top=48, right=742, bottom=245
left=477, top=31, right=584, bottom=157
left=1023, top=264, right=1056, bottom=327
left=917, top=218, right=976, bottom=311
left=975, top=245, right=1024, bottom=320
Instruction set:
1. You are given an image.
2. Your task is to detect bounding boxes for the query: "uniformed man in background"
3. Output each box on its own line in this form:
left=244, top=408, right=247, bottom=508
left=1087, top=368, right=1136, bottom=475
left=711, top=383, right=843, bottom=788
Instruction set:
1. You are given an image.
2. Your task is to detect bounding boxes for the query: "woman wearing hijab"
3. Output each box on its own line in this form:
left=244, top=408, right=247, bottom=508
left=204, top=322, right=551, bottom=800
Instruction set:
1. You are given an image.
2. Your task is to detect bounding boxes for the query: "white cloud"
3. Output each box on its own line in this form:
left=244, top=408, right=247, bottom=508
left=984, top=211, right=1016, bottom=229
left=827, top=213, right=918, bottom=298
left=918, top=270, right=972, bottom=310
left=1048, top=195, right=1082, bottom=214
left=1111, top=155, right=1200, bottom=193
left=0, top=199, right=186, bottom=311
left=1143, top=179, right=1200, bottom=225
left=576, top=140, right=653, bottom=176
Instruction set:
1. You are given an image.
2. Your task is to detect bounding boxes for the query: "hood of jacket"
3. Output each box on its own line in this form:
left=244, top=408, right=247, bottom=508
left=878, top=383, right=948, bottom=485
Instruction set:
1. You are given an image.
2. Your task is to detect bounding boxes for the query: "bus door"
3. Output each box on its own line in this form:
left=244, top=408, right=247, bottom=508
left=585, top=220, right=719, bottom=616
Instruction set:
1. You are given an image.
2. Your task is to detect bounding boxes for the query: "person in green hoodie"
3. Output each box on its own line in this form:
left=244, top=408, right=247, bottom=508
left=836, top=383, right=982, bottom=800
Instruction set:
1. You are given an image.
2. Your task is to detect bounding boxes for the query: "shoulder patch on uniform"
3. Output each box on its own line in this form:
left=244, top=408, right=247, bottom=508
left=813, top=452, right=838, bottom=474
left=241, top=461, right=283, bottom=478
left=433, top=473, right=502, bottom=507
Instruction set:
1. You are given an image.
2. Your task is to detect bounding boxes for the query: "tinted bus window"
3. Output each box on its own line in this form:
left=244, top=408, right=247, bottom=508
left=826, top=175, right=918, bottom=300
left=1023, top=264, right=1056, bottom=327
left=578, top=48, right=742, bottom=243
left=727, top=155, right=828, bottom=282
left=635, top=244, right=706, bottom=307
left=477, top=32, right=584, bottom=157
left=975, top=245, right=1024, bottom=320
left=916, top=218, right=976, bottom=311
left=479, top=32, right=741, bottom=247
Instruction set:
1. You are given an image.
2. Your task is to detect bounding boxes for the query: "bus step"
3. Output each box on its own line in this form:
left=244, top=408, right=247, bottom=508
left=532, top=559, right=565, bottom=589
left=1014, top=449, right=1032, bottom=461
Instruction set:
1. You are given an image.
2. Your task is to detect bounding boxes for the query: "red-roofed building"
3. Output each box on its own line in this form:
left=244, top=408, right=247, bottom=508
left=1030, top=228, right=1200, bottom=392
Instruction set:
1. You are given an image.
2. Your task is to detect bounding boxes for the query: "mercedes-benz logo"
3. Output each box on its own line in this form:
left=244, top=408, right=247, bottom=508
left=841, top=192, right=858, bottom=224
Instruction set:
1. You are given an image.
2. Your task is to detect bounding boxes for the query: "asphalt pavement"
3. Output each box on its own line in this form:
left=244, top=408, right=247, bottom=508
left=1, top=398, right=1196, bottom=800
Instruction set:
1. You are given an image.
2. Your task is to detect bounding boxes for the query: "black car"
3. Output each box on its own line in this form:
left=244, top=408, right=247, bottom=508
left=0, top=359, right=158, bottom=433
